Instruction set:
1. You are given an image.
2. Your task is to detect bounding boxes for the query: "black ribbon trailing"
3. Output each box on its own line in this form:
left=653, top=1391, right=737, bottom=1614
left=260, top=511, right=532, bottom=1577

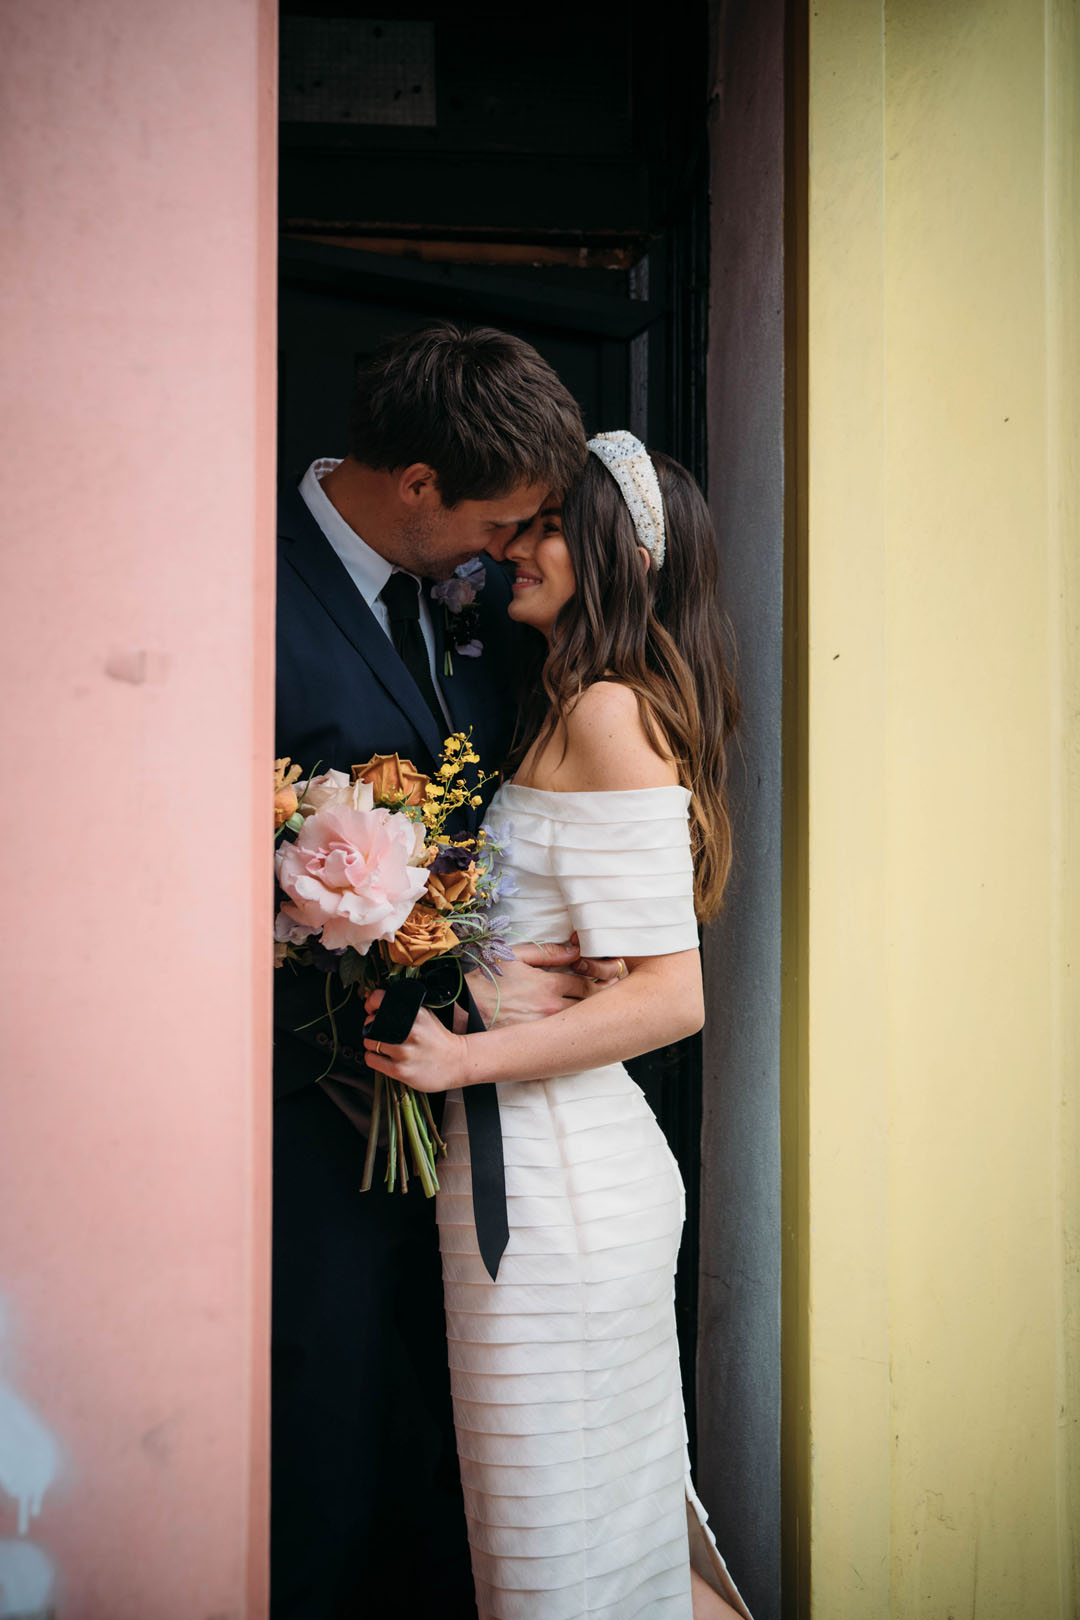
left=457, top=982, right=509, bottom=1282
left=367, top=973, right=508, bottom=1282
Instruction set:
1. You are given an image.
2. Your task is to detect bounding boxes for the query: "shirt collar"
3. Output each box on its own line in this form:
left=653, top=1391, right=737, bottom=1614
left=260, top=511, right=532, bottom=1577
left=298, top=458, right=401, bottom=607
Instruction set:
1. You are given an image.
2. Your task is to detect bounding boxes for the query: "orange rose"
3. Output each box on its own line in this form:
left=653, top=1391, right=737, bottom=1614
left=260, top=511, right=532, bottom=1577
left=352, top=752, right=429, bottom=808
left=274, top=785, right=299, bottom=827
left=274, top=758, right=302, bottom=826
left=425, top=861, right=478, bottom=912
left=385, top=904, right=458, bottom=968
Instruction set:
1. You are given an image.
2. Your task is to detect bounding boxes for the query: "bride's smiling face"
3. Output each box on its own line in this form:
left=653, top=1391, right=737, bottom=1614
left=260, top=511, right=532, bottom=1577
left=502, top=496, right=576, bottom=637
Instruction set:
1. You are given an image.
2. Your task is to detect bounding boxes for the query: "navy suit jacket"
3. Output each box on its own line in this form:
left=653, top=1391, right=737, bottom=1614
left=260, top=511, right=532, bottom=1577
left=273, top=483, right=521, bottom=1097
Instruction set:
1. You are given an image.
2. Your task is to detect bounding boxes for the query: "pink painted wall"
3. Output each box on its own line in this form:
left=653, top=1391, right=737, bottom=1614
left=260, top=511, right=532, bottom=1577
left=0, top=1, right=276, bottom=1615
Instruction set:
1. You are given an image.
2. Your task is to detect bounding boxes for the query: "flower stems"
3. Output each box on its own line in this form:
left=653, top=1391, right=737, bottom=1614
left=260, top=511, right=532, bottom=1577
left=420, top=1093, right=446, bottom=1157
left=363, top=1077, right=445, bottom=1198
left=401, top=1088, right=439, bottom=1198
left=385, top=1087, right=398, bottom=1193
left=394, top=1085, right=408, bottom=1192
left=360, top=1072, right=383, bottom=1193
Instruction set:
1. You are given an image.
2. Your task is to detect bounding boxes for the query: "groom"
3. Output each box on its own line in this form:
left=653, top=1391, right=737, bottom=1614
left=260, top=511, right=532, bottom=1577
left=273, top=323, right=589, bottom=1618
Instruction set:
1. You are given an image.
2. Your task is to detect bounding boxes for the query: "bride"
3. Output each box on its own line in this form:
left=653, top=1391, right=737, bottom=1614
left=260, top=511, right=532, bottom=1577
left=364, top=432, right=751, bottom=1620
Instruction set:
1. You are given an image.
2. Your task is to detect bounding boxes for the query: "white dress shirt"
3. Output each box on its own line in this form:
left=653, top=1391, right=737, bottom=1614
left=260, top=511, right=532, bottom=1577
left=299, top=458, right=451, bottom=727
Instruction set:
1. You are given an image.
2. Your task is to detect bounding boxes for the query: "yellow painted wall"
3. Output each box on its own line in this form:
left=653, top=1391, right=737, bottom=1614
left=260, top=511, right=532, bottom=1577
left=797, top=0, right=1079, bottom=1614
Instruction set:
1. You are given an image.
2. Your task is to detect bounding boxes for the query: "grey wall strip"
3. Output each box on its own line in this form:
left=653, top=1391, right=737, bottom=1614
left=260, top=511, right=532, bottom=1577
left=698, top=2, right=787, bottom=1617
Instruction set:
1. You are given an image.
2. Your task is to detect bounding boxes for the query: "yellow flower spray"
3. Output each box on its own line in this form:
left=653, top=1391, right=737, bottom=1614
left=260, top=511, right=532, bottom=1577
left=421, top=730, right=494, bottom=837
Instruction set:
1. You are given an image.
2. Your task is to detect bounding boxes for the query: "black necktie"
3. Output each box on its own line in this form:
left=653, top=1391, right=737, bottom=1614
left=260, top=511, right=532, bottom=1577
left=381, top=574, right=508, bottom=1277
left=380, top=571, right=443, bottom=725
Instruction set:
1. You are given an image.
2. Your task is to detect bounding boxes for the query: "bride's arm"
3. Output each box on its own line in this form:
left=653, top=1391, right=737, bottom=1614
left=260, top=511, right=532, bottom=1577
left=363, top=946, right=703, bottom=1092
left=364, top=682, right=705, bottom=1092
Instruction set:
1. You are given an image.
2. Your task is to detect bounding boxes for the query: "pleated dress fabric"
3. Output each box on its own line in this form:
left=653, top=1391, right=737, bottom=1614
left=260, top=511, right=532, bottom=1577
left=437, top=784, right=751, bottom=1620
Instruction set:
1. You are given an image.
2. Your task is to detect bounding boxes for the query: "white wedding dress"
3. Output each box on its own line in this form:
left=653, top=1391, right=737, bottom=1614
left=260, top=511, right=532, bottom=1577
left=437, top=784, right=752, bottom=1620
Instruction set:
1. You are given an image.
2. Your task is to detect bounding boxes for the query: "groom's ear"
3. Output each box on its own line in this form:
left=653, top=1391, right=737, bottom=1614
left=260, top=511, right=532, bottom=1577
left=396, top=463, right=442, bottom=509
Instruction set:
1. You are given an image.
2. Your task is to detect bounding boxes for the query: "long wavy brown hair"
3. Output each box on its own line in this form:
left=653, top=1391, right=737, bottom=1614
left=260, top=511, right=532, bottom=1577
left=507, top=449, right=739, bottom=920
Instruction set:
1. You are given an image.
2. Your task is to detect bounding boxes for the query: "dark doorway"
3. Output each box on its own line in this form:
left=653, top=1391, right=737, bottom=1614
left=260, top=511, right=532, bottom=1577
left=277, top=3, right=710, bottom=474
left=277, top=0, right=714, bottom=1448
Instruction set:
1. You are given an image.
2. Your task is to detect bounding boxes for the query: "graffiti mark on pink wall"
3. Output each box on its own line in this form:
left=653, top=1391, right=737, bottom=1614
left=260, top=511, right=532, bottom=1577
left=0, top=1295, right=59, bottom=1617
left=0, top=1540, right=54, bottom=1617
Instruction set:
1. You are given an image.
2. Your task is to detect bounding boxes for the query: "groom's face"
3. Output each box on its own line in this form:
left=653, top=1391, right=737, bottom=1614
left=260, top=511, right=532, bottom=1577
left=395, top=478, right=548, bottom=577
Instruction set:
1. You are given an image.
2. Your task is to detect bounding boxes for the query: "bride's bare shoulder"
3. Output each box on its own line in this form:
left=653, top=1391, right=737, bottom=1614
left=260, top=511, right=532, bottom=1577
left=555, top=681, right=679, bottom=792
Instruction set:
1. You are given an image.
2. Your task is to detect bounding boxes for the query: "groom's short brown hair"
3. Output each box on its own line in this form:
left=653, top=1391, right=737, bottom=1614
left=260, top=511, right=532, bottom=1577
left=350, top=323, right=586, bottom=506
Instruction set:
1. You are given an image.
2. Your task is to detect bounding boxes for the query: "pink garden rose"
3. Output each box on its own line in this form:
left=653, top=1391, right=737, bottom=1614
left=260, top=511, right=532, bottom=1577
left=275, top=805, right=428, bottom=953
left=298, top=769, right=375, bottom=816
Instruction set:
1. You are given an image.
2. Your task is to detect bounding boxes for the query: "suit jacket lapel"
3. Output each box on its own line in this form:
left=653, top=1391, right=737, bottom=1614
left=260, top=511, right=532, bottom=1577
left=278, top=486, right=445, bottom=761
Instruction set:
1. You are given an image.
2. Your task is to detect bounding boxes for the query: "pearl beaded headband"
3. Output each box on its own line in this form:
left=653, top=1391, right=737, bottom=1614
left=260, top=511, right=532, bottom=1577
left=586, top=430, right=666, bottom=570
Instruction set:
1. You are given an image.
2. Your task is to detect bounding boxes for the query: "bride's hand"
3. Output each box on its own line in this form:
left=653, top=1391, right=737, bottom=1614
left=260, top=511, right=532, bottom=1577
left=362, top=989, right=465, bottom=1092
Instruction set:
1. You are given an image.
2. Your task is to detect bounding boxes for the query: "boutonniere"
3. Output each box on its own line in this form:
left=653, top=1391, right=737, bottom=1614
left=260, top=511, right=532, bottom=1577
left=432, top=558, right=485, bottom=675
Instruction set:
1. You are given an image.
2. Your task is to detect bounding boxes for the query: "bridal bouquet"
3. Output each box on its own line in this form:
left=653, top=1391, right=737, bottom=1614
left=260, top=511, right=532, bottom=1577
left=273, top=734, right=513, bottom=1196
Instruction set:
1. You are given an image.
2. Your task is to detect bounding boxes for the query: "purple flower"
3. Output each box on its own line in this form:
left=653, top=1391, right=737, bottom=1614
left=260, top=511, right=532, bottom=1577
left=485, top=867, right=519, bottom=903
left=433, top=561, right=486, bottom=664
left=451, top=910, right=511, bottom=943
left=431, top=844, right=476, bottom=875
left=470, top=936, right=517, bottom=976
left=274, top=910, right=317, bottom=946
left=483, top=821, right=513, bottom=856
left=432, top=559, right=483, bottom=613
left=308, top=939, right=346, bottom=974
left=450, top=912, right=517, bottom=976
left=431, top=576, right=474, bottom=613
left=457, top=557, right=487, bottom=589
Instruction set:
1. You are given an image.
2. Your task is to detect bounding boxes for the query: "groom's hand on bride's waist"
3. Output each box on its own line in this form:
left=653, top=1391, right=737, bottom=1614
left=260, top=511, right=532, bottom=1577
left=468, top=938, right=623, bottom=1028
